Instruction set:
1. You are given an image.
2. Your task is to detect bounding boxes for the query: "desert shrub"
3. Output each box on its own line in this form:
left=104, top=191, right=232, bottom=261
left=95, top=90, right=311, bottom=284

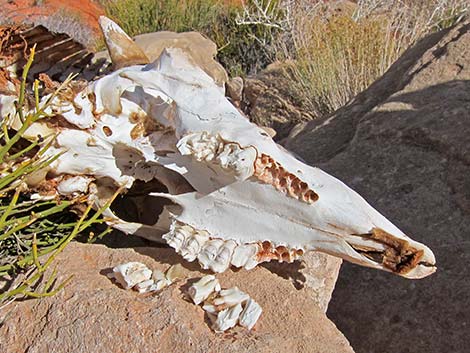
left=0, top=49, right=113, bottom=305
left=101, top=0, right=285, bottom=76
left=280, top=0, right=469, bottom=118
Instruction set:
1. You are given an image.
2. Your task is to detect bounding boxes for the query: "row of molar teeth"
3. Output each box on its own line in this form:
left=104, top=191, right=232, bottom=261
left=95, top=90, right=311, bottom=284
left=163, top=220, right=260, bottom=272
left=110, top=262, right=184, bottom=293
left=176, top=131, right=256, bottom=178
left=256, top=240, right=305, bottom=264
left=188, top=276, right=262, bottom=333
left=254, top=154, right=319, bottom=204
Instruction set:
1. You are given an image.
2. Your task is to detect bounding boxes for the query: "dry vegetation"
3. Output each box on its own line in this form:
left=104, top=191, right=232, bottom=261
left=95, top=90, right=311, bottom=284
left=281, top=0, right=469, bottom=117
left=100, top=0, right=468, bottom=118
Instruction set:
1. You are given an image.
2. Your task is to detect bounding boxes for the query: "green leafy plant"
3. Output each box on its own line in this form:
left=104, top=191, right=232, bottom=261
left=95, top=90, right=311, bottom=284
left=0, top=47, right=116, bottom=304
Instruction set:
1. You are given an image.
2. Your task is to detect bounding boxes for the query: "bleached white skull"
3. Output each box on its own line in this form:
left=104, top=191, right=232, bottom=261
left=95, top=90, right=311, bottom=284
left=7, top=17, right=436, bottom=279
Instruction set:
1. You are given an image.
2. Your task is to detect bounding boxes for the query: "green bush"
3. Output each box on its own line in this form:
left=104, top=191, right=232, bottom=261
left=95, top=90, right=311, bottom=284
left=0, top=48, right=114, bottom=304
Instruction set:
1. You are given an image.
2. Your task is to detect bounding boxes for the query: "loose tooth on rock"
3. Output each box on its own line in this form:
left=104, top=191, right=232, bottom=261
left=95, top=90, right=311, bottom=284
left=210, top=303, right=244, bottom=333
left=238, top=298, right=262, bottom=330
left=112, top=262, right=152, bottom=290
left=188, top=275, right=221, bottom=305
left=213, top=287, right=250, bottom=309
left=165, top=263, right=185, bottom=283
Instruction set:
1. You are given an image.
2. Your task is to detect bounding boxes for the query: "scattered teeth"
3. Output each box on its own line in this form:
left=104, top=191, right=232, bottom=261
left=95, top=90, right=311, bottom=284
left=112, top=262, right=152, bottom=290
left=111, top=263, right=183, bottom=293
left=239, top=298, right=263, bottom=330
left=188, top=275, right=221, bottom=305
left=212, top=287, right=250, bottom=309
left=200, top=285, right=261, bottom=333
left=187, top=276, right=261, bottom=333
left=210, top=303, right=244, bottom=333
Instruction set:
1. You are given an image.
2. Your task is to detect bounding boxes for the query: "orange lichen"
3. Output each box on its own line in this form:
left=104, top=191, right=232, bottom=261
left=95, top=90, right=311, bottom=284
left=254, top=154, right=319, bottom=203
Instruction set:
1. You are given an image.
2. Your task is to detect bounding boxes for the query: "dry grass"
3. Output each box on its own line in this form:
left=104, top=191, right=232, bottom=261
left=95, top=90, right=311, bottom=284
left=101, top=0, right=284, bottom=76
left=277, top=0, right=469, bottom=118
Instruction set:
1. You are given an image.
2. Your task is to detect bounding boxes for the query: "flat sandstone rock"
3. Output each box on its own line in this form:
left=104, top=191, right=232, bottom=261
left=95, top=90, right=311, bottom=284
left=0, top=242, right=352, bottom=353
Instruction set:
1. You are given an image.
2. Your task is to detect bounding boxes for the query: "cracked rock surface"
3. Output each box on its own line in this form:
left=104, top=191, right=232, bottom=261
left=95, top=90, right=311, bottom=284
left=0, top=242, right=352, bottom=353
left=285, top=21, right=470, bottom=353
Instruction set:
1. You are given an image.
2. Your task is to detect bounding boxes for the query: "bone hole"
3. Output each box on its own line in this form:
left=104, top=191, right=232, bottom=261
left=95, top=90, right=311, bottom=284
left=103, top=126, right=113, bottom=136
left=111, top=179, right=177, bottom=225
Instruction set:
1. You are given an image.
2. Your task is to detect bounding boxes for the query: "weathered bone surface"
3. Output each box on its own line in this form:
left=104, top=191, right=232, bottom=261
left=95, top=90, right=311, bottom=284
left=4, top=17, right=436, bottom=279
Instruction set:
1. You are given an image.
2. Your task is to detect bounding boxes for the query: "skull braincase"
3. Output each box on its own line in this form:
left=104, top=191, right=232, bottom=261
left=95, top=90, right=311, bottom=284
left=17, top=17, right=436, bottom=279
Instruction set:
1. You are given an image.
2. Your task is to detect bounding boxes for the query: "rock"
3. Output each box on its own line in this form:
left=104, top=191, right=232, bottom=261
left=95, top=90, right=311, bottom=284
left=285, top=22, right=470, bottom=353
left=92, top=31, right=228, bottom=86
left=263, top=252, right=342, bottom=312
left=133, top=31, right=228, bottom=86
left=226, top=76, right=244, bottom=106
left=0, top=242, right=353, bottom=353
left=242, top=62, right=315, bottom=141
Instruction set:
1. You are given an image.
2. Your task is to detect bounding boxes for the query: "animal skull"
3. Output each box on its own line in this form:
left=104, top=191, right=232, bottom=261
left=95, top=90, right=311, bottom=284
left=4, top=17, right=436, bottom=279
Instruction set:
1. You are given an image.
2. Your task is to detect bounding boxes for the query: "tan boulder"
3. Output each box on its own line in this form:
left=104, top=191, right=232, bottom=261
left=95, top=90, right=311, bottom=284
left=133, top=31, right=228, bottom=85
left=0, top=242, right=352, bottom=353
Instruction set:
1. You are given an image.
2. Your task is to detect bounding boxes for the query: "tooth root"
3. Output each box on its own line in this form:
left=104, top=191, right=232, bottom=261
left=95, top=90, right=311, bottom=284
left=188, top=275, right=221, bottom=305
left=239, top=298, right=262, bottom=330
